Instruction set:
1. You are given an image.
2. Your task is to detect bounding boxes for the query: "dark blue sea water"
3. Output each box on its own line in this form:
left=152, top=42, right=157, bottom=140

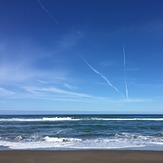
left=0, top=114, right=163, bottom=150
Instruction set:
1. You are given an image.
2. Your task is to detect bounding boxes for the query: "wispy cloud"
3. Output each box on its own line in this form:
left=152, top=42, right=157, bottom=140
left=79, top=54, right=124, bottom=97
left=0, top=81, right=149, bottom=104
left=0, top=87, right=15, bottom=96
left=57, top=31, right=84, bottom=50
left=0, top=38, right=69, bottom=84
left=123, top=45, right=129, bottom=99
left=0, top=65, right=36, bottom=83
left=139, top=20, right=163, bottom=39
left=36, top=0, right=60, bottom=25
left=24, top=86, right=92, bottom=98
left=20, top=85, right=148, bottom=104
left=64, top=83, right=78, bottom=90
left=118, top=98, right=149, bottom=103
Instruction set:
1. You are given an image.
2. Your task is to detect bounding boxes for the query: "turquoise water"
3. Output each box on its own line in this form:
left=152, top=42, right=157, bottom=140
left=0, top=114, right=163, bottom=150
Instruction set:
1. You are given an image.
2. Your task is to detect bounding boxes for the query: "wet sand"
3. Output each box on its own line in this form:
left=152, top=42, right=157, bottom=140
left=0, top=150, right=163, bottom=163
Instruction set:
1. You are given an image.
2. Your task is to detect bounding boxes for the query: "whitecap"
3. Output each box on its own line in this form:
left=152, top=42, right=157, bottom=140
left=43, top=136, right=82, bottom=142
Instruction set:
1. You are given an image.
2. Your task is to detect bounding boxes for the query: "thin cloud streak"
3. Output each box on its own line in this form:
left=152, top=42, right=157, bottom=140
left=19, top=86, right=148, bottom=104
left=116, top=98, right=151, bottom=103
left=36, top=0, right=60, bottom=25
left=24, top=86, right=92, bottom=98
left=79, top=54, right=124, bottom=97
left=0, top=87, right=15, bottom=96
left=14, top=86, right=150, bottom=104
left=123, top=45, right=129, bottom=99
left=64, top=83, right=78, bottom=90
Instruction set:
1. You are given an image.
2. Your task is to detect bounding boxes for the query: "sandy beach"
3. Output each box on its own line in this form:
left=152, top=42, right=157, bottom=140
left=0, top=150, right=163, bottom=163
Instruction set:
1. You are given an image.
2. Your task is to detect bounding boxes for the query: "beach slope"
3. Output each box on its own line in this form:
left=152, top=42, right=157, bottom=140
left=0, top=150, right=163, bottom=163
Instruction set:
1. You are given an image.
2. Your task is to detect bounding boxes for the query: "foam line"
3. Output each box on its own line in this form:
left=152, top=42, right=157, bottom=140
left=1, top=117, right=163, bottom=122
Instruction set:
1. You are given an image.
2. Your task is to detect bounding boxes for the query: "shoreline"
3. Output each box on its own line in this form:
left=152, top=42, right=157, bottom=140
left=0, top=150, right=163, bottom=163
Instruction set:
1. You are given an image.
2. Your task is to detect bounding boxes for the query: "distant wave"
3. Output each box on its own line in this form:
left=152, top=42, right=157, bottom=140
left=42, top=117, right=73, bottom=121
left=0, top=117, right=163, bottom=122
left=91, top=118, right=163, bottom=121
left=0, top=117, right=76, bottom=122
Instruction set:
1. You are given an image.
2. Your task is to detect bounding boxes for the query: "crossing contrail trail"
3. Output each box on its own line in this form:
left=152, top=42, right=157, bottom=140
left=79, top=54, right=124, bottom=97
left=123, top=45, right=129, bottom=99
left=36, top=0, right=60, bottom=25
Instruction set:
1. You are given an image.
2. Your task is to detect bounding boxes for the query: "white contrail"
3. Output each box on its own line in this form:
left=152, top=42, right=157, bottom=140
left=79, top=55, right=124, bottom=96
left=123, top=45, right=129, bottom=99
left=36, top=0, right=60, bottom=25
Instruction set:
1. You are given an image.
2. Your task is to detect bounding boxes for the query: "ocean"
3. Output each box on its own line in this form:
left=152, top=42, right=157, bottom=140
left=0, top=114, right=163, bottom=151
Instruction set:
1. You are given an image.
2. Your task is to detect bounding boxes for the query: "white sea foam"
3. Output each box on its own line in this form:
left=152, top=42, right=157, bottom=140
left=0, top=117, right=77, bottom=122
left=0, top=117, right=163, bottom=122
left=0, top=118, right=42, bottom=122
left=0, top=132, right=163, bottom=150
left=0, top=140, right=140, bottom=150
left=0, top=135, right=162, bottom=150
left=43, top=136, right=82, bottom=142
left=42, top=117, right=74, bottom=121
left=150, top=142, right=163, bottom=145
left=90, top=118, right=163, bottom=121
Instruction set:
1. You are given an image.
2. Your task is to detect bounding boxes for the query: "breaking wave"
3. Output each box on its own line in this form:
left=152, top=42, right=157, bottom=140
left=0, top=117, right=76, bottom=122
left=43, top=136, right=82, bottom=142
left=0, top=133, right=163, bottom=150
left=1, top=117, right=163, bottom=122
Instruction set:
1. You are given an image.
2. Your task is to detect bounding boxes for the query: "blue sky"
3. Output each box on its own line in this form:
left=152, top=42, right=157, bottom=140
left=0, top=0, right=163, bottom=114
